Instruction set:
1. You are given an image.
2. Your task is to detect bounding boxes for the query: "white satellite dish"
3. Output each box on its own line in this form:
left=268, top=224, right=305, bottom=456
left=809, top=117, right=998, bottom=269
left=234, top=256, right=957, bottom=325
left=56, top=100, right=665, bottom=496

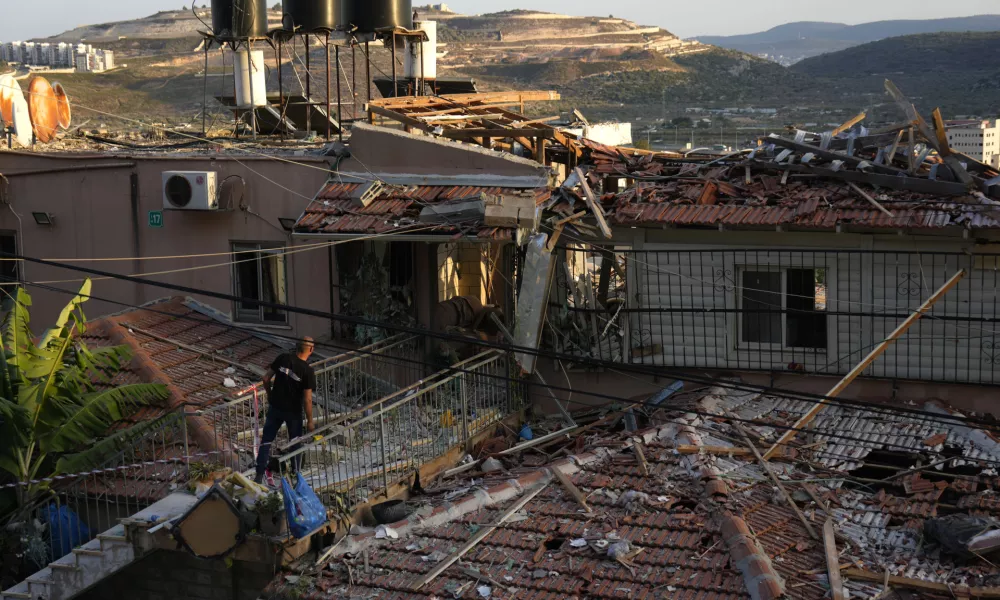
left=12, top=94, right=32, bottom=148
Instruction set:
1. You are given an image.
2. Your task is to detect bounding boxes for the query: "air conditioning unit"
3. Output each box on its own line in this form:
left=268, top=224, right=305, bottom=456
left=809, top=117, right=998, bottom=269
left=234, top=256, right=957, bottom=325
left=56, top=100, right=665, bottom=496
left=162, top=171, right=218, bottom=210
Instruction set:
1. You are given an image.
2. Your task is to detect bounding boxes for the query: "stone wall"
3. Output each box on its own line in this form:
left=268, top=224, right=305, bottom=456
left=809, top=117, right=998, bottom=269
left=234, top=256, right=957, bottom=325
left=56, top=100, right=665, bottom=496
left=77, top=550, right=275, bottom=600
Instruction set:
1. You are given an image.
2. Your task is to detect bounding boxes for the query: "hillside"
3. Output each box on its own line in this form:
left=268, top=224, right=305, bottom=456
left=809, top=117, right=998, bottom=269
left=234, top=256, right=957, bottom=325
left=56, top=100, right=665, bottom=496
left=791, top=31, right=1000, bottom=116
left=45, top=8, right=282, bottom=42
left=696, top=15, right=1000, bottom=65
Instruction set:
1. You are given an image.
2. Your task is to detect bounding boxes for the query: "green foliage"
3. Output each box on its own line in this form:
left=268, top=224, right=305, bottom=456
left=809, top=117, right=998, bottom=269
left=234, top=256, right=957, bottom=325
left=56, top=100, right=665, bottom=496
left=633, top=139, right=652, bottom=151
left=0, top=282, right=170, bottom=510
left=255, top=491, right=282, bottom=514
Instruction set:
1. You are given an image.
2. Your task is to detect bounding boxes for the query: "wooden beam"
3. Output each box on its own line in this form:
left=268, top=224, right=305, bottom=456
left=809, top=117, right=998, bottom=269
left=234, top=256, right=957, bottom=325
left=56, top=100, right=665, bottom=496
left=574, top=167, right=613, bottom=239
left=762, top=270, right=967, bottom=460
left=633, top=443, right=649, bottom=476
left=846, top=182, right=894, bottom=217
left=552, top=466, right=592, bottom=513
left=413, top=483, right=550, bottom=590
left=372, top=90, right=561, bottom=109
left=931, top=108, right=952, bottom=157
left=748, top=160, right=971, bottom=196
left=441, top=128, right=557, bottom=139
left=824, top=520, right=846, bottom=600
left=368, top=104, right=434, bottom=134
left=673, top=445, right=753, bottom=456
left=885, top=130, right=904, bottom=166
left=831, top=111, right=866, bottom=137
left=843, top=568, right=1000, bottom=598
left=546, top=223, right=565, bottom=251
left=727, top=410, right=819, bottom=541
left=767, top=135, right=905, bottom=176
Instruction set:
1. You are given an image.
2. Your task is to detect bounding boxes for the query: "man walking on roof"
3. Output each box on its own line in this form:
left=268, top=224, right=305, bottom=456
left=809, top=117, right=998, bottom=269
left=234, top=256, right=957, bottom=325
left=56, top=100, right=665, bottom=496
left=255, top=337, right=316, bottom=484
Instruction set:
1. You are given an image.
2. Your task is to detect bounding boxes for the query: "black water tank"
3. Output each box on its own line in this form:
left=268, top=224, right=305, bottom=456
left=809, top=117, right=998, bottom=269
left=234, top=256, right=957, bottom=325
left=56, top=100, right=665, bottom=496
left=212, top=0, right=269, bottom=39
left=352, top=0, right=412, bottom=33
left=283, top=0, right=350, bottom=32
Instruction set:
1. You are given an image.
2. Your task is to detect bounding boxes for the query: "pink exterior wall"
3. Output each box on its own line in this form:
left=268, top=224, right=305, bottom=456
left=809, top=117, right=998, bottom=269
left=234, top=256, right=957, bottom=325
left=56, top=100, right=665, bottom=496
left=0, top=151, right=333, bottom=340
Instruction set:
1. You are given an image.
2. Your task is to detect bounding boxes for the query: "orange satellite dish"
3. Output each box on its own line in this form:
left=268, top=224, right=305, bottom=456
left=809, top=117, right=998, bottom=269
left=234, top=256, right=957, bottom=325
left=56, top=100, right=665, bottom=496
left=52, top=82, right=71, bottom=130
left=0, top=74, right=16, bottom=127
left=27, top=76, right=59, bottom=143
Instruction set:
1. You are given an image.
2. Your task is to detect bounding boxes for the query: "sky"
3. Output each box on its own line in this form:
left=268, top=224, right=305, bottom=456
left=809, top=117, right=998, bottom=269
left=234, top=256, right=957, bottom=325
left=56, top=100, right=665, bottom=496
left=1, top=0, right=998, bottom=42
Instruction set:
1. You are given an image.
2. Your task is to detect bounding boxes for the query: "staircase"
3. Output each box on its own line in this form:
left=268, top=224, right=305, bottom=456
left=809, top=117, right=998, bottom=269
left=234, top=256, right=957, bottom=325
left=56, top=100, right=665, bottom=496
left=1, top=493, right=197, bottom=600
left=1, top=525, right=134, bottom=600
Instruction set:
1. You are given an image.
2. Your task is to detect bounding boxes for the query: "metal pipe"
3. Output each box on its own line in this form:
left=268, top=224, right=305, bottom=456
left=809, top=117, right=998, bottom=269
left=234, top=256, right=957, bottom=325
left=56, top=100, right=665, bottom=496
left=278, top=36, right=285, bottom=140
left=1, top=162, right=136, bottom=177
left=305, top=34, right=312, bottom=137
left=419, top=38, right=424, bottom=96
left=391, top=32, right=397, bottom=98
left=325, top=33, right=332, bottom=141
left=336, top=44, right=343, bottom=142
left=365, top=40, right=371, bottom=105
left=202, top=44, right=209, bottom=137
left=248, top=41, right=258, bottom=140
left=352, top=42, right=356, bottom=121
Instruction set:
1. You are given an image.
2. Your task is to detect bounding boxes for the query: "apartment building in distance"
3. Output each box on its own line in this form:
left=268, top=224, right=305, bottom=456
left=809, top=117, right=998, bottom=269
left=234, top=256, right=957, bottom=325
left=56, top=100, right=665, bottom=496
left=1, top=40, right=114, bottom=72
left=946, top=118, right=1000, bottom=167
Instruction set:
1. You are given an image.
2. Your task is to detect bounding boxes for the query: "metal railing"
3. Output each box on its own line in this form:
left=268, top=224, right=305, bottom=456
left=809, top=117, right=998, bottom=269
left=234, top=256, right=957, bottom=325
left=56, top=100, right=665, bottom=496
left=276, top=350, right=523, bottom=508
left=7, top=411, right=190, bottom=575
left=196, top=334, right=424, bottom=474
left=551, top=247, right=1000, bottom=385
left=5, top=335, right=427, bottom=571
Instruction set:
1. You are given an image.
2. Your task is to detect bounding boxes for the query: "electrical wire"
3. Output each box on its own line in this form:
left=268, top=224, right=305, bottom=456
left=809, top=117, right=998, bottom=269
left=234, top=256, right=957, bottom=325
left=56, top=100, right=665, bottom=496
left=0, top=226, right=437, bottom=286
left=13, top=268, right=1000, bottom=436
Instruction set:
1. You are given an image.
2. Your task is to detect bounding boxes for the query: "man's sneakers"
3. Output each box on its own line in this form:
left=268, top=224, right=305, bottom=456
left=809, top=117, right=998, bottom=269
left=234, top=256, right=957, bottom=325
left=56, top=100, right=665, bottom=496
left=253, top=470, right=277, bottom=488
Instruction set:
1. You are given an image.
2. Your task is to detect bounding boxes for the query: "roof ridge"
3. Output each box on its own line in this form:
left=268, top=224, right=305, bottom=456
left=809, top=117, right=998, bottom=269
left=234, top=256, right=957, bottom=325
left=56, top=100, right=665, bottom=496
left=96, top=316, right=231, bottom=459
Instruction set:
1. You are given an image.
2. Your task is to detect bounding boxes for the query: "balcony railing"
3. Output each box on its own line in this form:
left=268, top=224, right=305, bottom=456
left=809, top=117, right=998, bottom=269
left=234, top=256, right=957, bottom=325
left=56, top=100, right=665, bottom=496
left=551, top=247, right=1000, bottom=385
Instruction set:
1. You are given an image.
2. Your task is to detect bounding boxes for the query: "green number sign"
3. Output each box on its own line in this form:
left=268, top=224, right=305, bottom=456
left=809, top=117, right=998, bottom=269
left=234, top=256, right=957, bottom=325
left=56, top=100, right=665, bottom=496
left=148, top=211, right=164, bottom=228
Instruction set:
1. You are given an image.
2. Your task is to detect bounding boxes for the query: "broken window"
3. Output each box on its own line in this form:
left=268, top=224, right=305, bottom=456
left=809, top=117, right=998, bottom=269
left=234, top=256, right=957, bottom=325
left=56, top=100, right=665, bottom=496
left=232, top=242, right=287, bottom=324
left=739, top=268, right=827, bottom=350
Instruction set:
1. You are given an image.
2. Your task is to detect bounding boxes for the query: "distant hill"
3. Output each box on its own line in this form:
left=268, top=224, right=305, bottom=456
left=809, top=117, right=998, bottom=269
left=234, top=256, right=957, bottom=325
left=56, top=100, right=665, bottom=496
left=790, top=31, right=1000, bottom=116
left=695, top=15, right=1000, bottom=64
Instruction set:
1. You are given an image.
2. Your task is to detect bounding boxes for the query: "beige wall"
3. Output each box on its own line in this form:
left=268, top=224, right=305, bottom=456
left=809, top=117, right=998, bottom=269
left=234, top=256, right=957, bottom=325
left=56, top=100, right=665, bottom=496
left=0, top=151, right=332, bottom=340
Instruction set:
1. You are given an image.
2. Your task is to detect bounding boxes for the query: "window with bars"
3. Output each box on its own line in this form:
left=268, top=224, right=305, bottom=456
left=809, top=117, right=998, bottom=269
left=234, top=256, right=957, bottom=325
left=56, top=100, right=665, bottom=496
left=232, top=242, right=287, bottom=324
left=739, top=268, right=827, bottom=350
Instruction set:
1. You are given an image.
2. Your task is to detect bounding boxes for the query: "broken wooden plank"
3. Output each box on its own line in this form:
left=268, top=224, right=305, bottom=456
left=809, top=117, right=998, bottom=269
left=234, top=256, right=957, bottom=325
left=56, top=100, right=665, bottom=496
left=574, top=167, right=613, bottom=239
left=726, top=410, right=819, bottom=541
left=633, top=443, right=650, bottom=476
left=885, top=130, right=904, bottom=167
left=846, top=182, right=894, bottom=217
left=553, top=211, right=587, bottom=227
left=763, top=270, right=967, bottom=460
left=546, top=224, right=565, bottom=251
left=831, top=111, right=866, bottom=137
left=931, top=108, right=952, bottom=157
left=413, top=483, right=550, bottom=590
left=674, top=445, right=753, bottom=457
left=442, top=128, right=557, bottom=140
left=767, top=135, right=905, bottom=176
left=748, top=160, right=970, bottom=196
left=824, top=519, right=846, bottom=600
left=843, top=568, right=1000, bottom=598
left=552, top=466, right=592, bottom=513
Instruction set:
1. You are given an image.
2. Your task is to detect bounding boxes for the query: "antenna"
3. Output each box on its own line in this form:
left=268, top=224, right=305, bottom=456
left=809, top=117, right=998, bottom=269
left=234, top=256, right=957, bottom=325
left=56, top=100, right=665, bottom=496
left=27, top=76, right=60, bottom=143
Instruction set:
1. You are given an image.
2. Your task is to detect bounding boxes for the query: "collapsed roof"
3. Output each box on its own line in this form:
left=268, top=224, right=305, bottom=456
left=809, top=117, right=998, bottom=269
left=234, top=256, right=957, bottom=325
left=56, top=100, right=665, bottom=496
left=268, top=386, right=1000, bottom=600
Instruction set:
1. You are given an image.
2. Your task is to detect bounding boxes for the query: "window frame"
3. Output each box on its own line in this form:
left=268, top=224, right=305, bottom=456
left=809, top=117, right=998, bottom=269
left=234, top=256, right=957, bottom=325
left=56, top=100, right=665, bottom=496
left=231, top=241, right=288, bottom=325
left=735, top=265, right=828, bottom=352
left=0, top=230, right=20, bottom=288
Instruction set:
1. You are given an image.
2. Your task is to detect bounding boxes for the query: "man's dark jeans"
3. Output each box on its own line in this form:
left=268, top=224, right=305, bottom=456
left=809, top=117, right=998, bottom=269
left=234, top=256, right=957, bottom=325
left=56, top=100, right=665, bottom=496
left=255, top=406, right=303, bottom=481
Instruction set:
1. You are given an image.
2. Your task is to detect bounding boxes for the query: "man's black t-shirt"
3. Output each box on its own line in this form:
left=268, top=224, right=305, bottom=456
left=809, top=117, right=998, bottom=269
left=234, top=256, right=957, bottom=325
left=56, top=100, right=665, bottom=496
left=268, top=353, right=316, bottom=414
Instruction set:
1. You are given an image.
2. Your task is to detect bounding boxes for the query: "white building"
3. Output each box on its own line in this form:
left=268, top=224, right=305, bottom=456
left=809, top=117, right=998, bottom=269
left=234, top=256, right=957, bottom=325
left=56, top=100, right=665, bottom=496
left=947, top=119, right=1000, bottom=168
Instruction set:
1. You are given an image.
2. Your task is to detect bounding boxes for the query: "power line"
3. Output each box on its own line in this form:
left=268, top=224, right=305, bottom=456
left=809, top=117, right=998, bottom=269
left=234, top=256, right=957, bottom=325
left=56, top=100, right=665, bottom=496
left=15, top=272, right=1000, bottom=436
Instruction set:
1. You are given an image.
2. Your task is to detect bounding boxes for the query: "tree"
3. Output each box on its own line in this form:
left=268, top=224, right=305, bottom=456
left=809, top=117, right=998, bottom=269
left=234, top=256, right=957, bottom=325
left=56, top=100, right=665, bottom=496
left=0, top=280, right=169, bottom=511
left=271, top=2, right=281, bottom=10
left=633, top=139, right=652, bottom=151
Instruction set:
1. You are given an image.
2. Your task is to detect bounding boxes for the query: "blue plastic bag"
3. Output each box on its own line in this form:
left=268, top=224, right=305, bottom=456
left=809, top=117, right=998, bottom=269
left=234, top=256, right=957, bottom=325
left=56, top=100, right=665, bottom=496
left=45, top=504, right=90, bottom=558
left=281, top=473, right=327, bottom=539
